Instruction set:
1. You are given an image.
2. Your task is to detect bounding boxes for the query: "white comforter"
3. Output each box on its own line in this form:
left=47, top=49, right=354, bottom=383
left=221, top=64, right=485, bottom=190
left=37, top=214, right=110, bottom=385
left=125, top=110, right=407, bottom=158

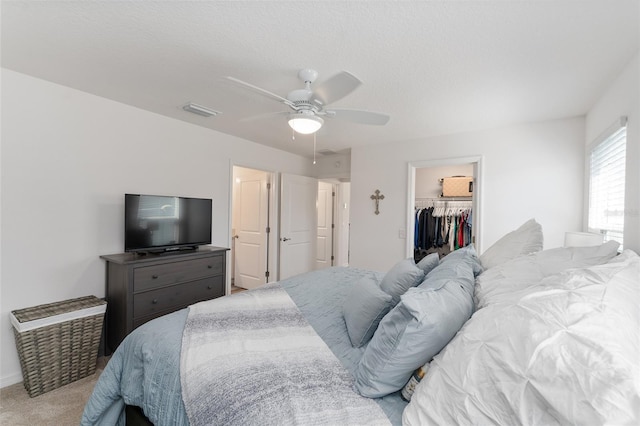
left=404, top=249, right=640, bottom=425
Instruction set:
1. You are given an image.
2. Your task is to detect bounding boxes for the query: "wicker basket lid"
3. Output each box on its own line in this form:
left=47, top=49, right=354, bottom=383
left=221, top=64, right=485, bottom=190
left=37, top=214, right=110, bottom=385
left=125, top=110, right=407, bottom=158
left=11, top=295, right=106, bottom=323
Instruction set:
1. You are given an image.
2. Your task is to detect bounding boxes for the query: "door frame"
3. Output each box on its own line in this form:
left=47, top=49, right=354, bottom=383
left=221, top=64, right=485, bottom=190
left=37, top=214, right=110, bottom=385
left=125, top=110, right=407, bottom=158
left=406, top=156, right=484, bottom=258
left=229, top=162, right=279, bottom=294
left=318, top=179, right=350, bottom=267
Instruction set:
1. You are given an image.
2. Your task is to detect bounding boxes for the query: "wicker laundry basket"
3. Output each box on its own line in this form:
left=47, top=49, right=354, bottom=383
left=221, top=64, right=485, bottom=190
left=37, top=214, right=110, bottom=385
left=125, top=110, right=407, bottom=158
left=10, top=295, right=107, bottom=397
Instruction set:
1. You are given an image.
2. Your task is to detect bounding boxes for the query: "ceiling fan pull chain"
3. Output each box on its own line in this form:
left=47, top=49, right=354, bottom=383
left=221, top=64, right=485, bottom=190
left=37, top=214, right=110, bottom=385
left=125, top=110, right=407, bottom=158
left=292, top=127, right=295, bottom=140
left=313, top=133, right=317, bottom=165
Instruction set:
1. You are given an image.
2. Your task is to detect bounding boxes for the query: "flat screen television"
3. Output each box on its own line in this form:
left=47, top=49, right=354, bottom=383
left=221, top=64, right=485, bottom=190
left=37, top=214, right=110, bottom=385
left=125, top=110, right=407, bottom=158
left=124, top=194, right=212, bottom=253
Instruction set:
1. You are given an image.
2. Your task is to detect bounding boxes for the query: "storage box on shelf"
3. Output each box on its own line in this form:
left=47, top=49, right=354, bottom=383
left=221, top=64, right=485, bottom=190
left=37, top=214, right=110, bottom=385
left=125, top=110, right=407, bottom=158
left=440, top=176, right=473, bottom=197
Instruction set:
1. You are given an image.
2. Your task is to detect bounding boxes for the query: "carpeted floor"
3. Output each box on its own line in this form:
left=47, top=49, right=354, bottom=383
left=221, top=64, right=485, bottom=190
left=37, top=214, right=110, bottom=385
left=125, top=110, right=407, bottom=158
left=231, top=284, right=246, bottom=294
left=0, top=357, right=108, bottom=426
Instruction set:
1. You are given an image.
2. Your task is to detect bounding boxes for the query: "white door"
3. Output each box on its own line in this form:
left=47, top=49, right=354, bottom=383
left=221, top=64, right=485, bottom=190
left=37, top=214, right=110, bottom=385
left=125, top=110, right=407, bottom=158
left=279, top=173, right=318, bottom=280
left=334, top=182, right=351, bottom=267
left=316, top=181, right=334, bottom=270
left=233, top=168, right=269, bottom=289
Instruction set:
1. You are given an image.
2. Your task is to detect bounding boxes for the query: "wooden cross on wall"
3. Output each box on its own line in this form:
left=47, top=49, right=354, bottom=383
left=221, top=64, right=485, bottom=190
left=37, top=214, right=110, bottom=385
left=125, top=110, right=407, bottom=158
left=370, top=189, right=384, bottom=215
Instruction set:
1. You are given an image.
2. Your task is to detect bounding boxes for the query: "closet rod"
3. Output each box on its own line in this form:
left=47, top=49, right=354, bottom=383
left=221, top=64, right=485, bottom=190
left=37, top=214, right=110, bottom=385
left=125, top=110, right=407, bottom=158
left=415, top=197, right=473, bottom=202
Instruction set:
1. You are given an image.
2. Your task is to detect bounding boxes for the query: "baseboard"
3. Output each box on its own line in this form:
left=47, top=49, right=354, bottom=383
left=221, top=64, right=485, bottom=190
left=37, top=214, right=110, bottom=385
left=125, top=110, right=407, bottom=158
left=0, top=371, right=24, bottom=389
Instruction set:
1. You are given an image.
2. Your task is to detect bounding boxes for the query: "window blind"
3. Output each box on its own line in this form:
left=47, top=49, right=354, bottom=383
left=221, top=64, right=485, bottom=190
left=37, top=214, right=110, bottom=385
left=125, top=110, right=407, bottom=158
left=588, top=118, right=627, bottom=249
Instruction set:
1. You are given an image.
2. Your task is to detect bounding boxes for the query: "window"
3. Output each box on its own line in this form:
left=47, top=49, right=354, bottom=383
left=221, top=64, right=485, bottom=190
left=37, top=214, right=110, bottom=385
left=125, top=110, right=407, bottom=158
left=587, top=117, right=627, bottom=249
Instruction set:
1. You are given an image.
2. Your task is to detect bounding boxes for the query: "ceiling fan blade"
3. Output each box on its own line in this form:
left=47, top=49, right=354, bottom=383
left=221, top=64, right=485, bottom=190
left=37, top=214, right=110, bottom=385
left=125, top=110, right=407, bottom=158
left=225, top=76, right=294, bottom=107
left=312, top=71, right=362, bottom=106
left=327, top=108, right=390, bottom=126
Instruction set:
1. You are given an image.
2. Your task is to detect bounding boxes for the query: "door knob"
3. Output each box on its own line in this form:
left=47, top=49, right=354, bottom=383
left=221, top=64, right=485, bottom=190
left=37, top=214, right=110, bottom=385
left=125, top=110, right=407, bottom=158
left=281, top=237, right=291, bottom=242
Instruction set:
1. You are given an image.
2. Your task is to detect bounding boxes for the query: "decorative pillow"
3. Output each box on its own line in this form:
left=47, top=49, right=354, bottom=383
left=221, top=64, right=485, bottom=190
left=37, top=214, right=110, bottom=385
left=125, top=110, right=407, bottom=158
left=479, top=218, right=543, bottom=270
left=354, top=251, right=479, bottom=398
left=343, top=276, right=393, bottom=348
left=433, top=244, right=483, bottom=278
left=379, top=259, right=425, bottom=306
left=403, top=250, right=640, bottom=426
left=416, top=253, right=439, bottom=275
left=474, top=240, right=620, bottom=309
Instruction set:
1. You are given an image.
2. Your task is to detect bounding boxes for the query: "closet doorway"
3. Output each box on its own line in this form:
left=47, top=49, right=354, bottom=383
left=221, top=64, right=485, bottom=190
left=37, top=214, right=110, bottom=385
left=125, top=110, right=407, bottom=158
left=406, top=156, right=483, bottom=259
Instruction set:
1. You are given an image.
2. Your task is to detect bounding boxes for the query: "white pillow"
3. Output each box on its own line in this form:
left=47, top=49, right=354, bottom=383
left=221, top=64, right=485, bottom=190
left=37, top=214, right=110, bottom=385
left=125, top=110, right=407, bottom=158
left=404, top=250, right=640, bottom=426
left=479, top=218, right=543, bottom=270
left=474, top=240, right=620, bottom=309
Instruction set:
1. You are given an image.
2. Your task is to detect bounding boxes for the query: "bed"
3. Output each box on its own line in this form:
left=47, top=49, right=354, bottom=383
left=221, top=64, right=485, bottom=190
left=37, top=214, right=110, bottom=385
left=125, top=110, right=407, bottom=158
left=81, top=219, right=639, bottom=425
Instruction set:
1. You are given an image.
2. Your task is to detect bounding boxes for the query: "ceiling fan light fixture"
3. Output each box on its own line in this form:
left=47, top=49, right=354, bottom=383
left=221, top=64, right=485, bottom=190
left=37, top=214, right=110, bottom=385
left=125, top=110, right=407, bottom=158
left=288, top=113, right=323, bottom=134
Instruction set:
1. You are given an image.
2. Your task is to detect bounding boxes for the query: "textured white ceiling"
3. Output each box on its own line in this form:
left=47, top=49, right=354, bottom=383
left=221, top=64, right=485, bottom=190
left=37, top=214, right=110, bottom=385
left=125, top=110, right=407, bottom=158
left=2, top=1, right=638, bottom=157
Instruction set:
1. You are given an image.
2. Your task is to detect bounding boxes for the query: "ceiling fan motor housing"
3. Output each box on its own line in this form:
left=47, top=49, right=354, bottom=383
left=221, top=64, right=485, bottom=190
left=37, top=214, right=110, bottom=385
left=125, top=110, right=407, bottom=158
left=287, top=88, right=314, bottom=103
left=298, top=68, right=318, bottom=83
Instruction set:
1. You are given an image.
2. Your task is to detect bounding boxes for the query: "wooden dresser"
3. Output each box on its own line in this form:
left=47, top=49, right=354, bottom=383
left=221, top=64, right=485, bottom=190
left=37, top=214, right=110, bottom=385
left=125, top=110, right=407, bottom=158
left=101, top=246, right=229, bottom=353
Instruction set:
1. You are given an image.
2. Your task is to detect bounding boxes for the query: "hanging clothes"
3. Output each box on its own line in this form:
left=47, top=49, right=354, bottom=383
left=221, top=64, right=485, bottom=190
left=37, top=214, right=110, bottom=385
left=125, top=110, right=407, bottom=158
left=414, top=199, right=472, bottom=260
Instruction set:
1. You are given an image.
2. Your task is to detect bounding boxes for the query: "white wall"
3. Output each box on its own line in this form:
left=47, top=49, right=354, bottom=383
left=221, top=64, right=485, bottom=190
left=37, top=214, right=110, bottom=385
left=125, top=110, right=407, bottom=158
left=0, top=69, right=313, bottom=386
left=349, top=117, right=586, bottom=272
left=586, top=52, right=639, bottom=253
left=311, top=151, right=351, bottom=181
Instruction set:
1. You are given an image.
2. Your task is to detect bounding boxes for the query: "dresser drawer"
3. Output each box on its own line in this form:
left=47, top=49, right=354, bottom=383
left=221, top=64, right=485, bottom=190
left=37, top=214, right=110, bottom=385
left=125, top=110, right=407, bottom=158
left=133, top=256, right=223, bottom=292
left=133, top=275, right=224, bottom=319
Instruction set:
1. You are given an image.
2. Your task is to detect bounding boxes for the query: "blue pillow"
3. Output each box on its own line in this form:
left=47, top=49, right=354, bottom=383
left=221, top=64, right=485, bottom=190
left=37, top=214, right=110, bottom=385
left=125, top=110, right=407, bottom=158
left=379, top=259, right=425, bottom=306
left=343, top=277, right=393, bottom=348
left=420, top=244, right=483, bottom=293
left=416, top=253, right=439, bottom=275
left=354, top=248, right=480, bottom=398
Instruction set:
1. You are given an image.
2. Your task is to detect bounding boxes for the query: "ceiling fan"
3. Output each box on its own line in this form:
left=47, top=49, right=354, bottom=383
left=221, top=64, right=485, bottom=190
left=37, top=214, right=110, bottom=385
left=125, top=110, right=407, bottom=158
left=226, top=69, right=390, bottom=135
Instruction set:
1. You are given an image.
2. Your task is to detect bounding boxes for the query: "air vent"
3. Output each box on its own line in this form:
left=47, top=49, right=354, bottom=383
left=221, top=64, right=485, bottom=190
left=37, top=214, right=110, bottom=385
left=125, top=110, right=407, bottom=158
left=317, top=149, right=338, bottom=156
left=181, top=103, right=221, bottom=117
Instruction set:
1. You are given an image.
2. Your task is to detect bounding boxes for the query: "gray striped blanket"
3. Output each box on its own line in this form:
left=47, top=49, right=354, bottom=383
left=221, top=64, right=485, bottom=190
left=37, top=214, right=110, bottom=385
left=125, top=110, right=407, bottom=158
left=180, top=283, right=390, bottom=426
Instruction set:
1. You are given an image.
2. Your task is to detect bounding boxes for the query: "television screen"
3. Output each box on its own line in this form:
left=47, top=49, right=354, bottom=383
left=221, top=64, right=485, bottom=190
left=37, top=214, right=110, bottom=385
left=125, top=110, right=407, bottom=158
left=124, top=194, right=212, bottom=253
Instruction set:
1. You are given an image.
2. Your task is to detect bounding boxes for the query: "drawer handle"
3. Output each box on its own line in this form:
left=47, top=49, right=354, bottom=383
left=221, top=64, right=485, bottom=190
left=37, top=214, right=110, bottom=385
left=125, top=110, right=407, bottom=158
left=152, top=275, right=159, bottom=279
left=207, top=265, right=213, bottom=269
left=152, top=299, right=158, bottom=304
left=207, top=285, right=212, bottom=289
